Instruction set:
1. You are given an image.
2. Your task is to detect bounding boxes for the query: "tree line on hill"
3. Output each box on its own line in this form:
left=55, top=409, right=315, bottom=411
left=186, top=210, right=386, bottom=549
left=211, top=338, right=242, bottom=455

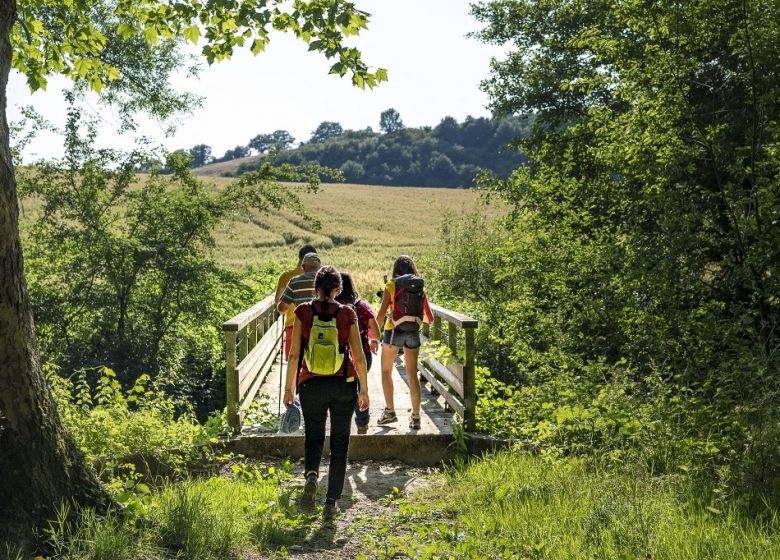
left=179, top=109, right=531, bottom=187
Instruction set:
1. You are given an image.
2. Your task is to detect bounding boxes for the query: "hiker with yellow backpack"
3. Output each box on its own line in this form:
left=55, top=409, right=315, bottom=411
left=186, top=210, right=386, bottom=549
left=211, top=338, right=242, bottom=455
left=283, top=266, right=369, bottom=519
left=375, top=255, right=433, bottom=431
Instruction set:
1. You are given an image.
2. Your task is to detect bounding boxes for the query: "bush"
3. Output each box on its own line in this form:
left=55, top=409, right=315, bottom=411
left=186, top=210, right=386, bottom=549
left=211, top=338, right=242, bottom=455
left=48, top=365, right=224, bottom=480
left=427, top=209, right=780, bottom=509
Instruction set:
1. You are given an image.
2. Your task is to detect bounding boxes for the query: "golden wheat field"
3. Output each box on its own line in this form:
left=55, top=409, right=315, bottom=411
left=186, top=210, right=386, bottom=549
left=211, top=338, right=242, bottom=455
left=17, top=173, right=500, bottom=302
left=209, top=179, right=497, bottom=299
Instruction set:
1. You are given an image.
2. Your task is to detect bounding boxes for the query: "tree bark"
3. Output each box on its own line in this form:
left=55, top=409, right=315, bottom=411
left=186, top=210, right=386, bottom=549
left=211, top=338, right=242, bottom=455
left=0, top=0, right=108, bottom=540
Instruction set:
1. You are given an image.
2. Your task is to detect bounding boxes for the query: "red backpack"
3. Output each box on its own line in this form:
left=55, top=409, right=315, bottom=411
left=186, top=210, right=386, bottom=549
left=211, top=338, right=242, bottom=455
left=391, top=274, right=425, bottom=332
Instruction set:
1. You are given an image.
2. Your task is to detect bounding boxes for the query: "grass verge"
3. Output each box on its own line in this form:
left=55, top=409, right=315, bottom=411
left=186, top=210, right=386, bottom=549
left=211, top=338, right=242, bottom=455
left=37, top=461, right=316, bottom=560
left=356, top=449, right=780, bottom=560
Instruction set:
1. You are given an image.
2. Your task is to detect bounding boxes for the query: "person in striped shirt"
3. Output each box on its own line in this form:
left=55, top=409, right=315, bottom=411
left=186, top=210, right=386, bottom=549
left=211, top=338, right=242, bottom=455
left=277, top=252, right=321, bottom=317
left=275, top=244, right=317, bottom=360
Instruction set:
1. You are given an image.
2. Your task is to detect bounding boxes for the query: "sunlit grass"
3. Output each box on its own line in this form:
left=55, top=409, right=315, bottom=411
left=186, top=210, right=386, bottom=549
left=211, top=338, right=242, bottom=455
left=358, top=449, right=780, bottom=559
left=41, top=464, right=316, bottom=560
left=208, top=180, right=493, bottom=298
left=28, top=451, right=780, bottom=559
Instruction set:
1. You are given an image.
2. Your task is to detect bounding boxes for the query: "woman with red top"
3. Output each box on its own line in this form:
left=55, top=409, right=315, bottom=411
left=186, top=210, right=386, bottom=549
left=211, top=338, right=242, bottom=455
left=283, top=265, right=369, bottom=519
left=336, top=272, right=381, bottom=434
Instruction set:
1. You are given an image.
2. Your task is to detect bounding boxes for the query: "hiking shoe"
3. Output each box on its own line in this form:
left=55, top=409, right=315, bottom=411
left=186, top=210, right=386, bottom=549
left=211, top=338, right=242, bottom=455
left=377, top=408, right=397, bottom=425
left=357, top=425, right=368, bottom=435
left=323, top=501, right=340, bottom=520
left=409, top=414, right=421, bottom=430
left=302, top=474, right=317, bottom=509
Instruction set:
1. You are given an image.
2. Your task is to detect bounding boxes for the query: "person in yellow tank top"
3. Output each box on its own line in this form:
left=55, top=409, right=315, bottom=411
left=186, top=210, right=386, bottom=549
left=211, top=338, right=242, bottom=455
left=275, top=244, right=317, bottom=360
left=375, top=255, right=432, bottom=431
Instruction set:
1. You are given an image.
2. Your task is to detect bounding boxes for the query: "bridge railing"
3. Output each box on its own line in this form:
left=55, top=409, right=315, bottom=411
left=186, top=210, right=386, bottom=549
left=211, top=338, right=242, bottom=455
left=420, top=303, right=478, bottom=431
left=223, top=296, right=478, bottom=433
left=222, top=295, right=283, bottom=432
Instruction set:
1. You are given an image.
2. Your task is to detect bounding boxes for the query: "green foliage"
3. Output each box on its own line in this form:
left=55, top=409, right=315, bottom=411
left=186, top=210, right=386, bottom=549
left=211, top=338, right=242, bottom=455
left=215, top=144, right=251, bottom=163
left=379, top=107, right=404, bottom=134
left=239, top=115, right=531, bottom=187
left=309, top=120, right=344, bottom=143
left=13, top=0, right=386, bottom=97
left=356, top=450, right=780, bottom=559
left=46, top=365, right=224, bottom=480
left=188, top=144, right=213, bottom=168
left=423, top=0, right=780, bottom=507
left=18, top=102, right=331, bottom=413
left=248, top=130, right=296, bottom=155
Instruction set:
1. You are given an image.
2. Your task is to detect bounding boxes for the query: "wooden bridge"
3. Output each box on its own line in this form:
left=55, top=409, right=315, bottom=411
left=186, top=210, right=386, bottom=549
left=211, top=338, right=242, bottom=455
left=222, top=295, right=478, bottom=464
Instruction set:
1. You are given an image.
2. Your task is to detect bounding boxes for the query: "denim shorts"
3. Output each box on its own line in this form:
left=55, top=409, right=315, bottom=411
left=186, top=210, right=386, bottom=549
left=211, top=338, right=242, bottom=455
left=382, top=329, right=421, bottom=349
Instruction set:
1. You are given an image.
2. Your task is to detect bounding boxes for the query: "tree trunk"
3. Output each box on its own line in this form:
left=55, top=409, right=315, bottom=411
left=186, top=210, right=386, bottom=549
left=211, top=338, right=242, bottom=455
left=0, top=0, right=108, bottom=541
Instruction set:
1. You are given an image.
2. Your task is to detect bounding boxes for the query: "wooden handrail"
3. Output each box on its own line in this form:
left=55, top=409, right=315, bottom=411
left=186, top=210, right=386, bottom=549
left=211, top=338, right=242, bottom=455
left=428, top=302, right=478, bottom=329
left=223, top=294, right=283, bottom=432
left=223, top=295, right=277, bottom=332
left=420, top=304, right=478, bottom=431
left=223, top=294, right=479, bottom=433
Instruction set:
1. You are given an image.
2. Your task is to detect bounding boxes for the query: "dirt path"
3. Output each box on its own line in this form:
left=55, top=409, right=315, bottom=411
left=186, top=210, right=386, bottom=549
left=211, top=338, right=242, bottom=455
left=247, top=460, right=437, bottom=559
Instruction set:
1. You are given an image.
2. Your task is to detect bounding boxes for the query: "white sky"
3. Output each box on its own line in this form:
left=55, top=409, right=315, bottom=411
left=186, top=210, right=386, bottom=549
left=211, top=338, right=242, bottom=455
left=8, top=0, right=503, bottom=162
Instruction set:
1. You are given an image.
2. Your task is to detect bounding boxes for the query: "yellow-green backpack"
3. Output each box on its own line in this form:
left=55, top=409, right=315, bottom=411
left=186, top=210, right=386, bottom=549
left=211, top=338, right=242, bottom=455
left=304, top=305, right=345, bottom=375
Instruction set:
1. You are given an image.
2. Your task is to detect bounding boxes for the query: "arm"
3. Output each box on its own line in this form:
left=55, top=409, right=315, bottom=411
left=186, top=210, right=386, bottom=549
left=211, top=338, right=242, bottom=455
left=274, top=275, right=286, bottom=305
left=375, top=288, right=391, bottom=335
left=348, top=323, right=370, bottom=412
left=367, top=316, right=381, bottom=354
left=277, top=284, right=293, bottom=314
left=283, top=317, right=303, bottom=406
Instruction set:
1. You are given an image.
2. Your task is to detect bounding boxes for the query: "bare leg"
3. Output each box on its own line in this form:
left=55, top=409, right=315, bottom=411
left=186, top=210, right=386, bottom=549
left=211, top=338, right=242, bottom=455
left=403, top=346, right=421, bottom=416
left=380, top=343, right=396, bottom=411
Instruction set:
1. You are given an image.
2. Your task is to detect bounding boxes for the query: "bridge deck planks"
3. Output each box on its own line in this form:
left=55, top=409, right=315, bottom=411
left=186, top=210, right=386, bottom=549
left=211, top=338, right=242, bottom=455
left=241, top=347, right=456, bottom=438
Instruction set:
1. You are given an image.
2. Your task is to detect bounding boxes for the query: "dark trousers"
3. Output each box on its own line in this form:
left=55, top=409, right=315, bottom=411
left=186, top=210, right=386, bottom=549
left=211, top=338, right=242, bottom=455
left=354, top=351, right=371, bottom=427
left=298, top=376, right=358, bottom=501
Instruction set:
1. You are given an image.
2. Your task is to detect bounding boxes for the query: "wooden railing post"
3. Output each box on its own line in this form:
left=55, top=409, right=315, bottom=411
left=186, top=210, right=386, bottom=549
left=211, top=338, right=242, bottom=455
left=225, top=330, right=239, bottom=433
left=447, top=322, right=458, bottom=356
left=463, top=327, right=476, bottom=432
left=240, top=327, right=249, bottom=363
left=433, top=315, right=442, bottom=342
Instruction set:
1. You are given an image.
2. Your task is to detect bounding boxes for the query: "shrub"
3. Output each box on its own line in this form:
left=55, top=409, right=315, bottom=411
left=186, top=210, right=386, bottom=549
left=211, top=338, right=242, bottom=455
left=48, top=365, right=224, bottom=480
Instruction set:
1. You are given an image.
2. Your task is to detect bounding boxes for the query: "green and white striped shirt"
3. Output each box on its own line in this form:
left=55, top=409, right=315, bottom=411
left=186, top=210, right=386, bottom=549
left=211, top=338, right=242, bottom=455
left=280, top=271, right=317, bottom=307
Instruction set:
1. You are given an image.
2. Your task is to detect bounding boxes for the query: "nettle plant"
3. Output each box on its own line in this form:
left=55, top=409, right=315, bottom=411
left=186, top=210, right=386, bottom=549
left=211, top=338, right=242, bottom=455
left=47, top=364, right=224, bottom=481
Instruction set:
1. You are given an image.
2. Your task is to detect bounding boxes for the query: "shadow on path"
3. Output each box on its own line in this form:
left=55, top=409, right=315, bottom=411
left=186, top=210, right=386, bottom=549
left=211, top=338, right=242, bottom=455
left=276, top=460, right=434, bottom=559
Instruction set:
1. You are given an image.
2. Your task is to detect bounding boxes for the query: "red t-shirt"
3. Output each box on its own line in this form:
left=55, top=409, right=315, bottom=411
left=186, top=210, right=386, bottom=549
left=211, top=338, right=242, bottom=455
left=295, top=301, right=357, bottom=385
left=337, top=297, right=376, bottom=356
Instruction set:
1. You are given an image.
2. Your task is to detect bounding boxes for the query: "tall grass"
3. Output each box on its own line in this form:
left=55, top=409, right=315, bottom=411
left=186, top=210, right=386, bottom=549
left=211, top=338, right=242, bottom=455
left=41, top=465, right=313, bottom=560
left=359, top=449, right=780, bottom=559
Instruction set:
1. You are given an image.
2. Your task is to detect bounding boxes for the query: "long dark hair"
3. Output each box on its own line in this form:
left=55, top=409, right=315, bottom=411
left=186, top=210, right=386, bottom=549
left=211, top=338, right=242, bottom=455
left=315, top=265, right=342, bottom=299
left=392, top=255, right=418, bottom=277
left=336, top=272, right=359, bottom=304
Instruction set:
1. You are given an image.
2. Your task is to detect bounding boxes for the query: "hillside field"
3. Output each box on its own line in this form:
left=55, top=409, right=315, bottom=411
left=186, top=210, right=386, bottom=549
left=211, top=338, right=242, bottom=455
left=208, top=179, right=496, bottom=300
left=193, top=154, right=264, bottom=177
left=18, top=176, right=498, bottom=302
